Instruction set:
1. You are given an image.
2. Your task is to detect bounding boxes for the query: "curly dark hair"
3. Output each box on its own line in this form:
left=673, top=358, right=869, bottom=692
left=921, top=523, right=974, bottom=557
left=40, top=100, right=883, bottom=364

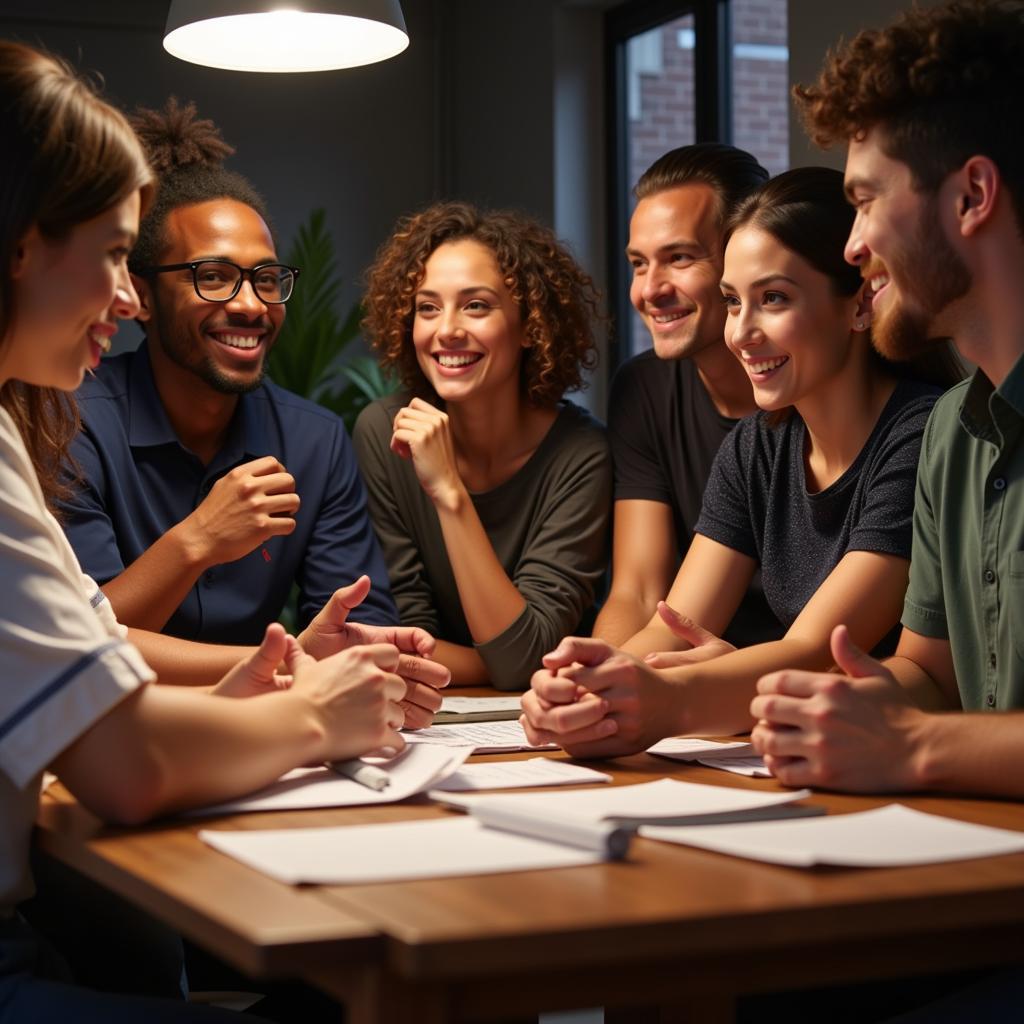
left=128, top=97, right=273, bottom=271
left=363, top=201, right=601, bottom=405
left=794, top=0, right=1024, bottom=231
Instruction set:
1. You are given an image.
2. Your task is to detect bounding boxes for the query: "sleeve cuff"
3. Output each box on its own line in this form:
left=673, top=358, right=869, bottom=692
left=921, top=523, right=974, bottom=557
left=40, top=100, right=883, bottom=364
left=901, top=598, right=949, bottom=640
left=0, top=641, right=154, bottom=790
left=474, top=605, right=546, bottom=691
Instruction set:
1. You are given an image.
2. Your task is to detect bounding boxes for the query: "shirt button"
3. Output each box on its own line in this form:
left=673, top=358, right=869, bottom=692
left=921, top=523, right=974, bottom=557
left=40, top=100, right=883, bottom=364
left=989, top=651, right=997, bottom=669
left=984, top=569, right=996, bottom=584
left=986, top=693, right=996, bottom=707
left=994, top=477, right=1006, bottom=491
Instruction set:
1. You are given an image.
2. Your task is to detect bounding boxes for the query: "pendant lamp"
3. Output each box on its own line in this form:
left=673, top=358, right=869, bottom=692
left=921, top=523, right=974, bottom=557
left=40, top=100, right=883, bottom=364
left=163, top=0, right=408, bottom=73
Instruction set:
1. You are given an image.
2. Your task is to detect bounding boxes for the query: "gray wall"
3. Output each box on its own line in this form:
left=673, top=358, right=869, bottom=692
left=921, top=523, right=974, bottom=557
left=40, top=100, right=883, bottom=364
left=1, top=0, right=930, bottom=409
left=787, top=0, right=940, bottom=170
left=0, top=0, right=442, bottom=327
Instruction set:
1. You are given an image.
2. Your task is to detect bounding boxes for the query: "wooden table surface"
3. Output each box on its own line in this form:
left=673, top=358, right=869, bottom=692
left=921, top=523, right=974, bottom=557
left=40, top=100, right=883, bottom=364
left=35, top=743, right=1024, bottom=1023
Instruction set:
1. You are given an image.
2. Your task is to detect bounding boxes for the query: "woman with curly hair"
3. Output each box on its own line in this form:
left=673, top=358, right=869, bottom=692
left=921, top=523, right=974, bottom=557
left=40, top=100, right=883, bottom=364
left=355, top=201, right=611, bottom=690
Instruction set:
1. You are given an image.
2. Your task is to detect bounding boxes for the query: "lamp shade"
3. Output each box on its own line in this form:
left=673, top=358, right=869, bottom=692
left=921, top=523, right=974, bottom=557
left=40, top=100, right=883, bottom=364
left=163, top=0, right=409, bottom=73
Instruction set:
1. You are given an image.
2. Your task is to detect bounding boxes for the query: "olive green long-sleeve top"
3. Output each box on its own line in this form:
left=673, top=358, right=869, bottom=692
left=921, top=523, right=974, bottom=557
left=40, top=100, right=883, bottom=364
left=352, top=395, right=612, bottom=690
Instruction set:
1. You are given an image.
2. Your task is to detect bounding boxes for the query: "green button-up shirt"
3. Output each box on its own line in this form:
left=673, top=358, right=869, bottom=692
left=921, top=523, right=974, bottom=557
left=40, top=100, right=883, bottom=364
left=903, top=355, right=1024, bottom=710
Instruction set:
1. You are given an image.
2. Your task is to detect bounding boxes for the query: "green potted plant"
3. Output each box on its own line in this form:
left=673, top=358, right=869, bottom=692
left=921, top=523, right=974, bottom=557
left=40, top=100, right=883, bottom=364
left=268, top=208, right=397, bottom=430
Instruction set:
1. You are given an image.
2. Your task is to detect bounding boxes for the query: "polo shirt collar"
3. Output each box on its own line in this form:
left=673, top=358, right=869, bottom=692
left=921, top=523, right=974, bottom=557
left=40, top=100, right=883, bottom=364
left=127, top=341, right=270, bottom=460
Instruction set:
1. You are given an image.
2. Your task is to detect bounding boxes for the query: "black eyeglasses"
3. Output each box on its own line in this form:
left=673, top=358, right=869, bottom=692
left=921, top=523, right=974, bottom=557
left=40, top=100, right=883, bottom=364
left=136, top=260, right=300, bottom=304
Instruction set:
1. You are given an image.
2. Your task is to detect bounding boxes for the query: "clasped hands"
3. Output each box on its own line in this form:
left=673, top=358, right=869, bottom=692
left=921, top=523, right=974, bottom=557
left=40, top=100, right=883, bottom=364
left=523, top=612, right=927, bottom=793
left=521, top=603, right=726, bottom=757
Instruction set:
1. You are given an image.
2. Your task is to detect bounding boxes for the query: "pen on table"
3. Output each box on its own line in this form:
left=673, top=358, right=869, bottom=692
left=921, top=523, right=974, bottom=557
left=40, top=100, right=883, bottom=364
left=325, top=758, right=391, bottom=791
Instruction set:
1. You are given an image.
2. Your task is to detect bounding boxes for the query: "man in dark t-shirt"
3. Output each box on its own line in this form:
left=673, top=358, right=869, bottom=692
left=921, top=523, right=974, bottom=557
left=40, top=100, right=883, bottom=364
left=594, top=144, right=782, bottom=648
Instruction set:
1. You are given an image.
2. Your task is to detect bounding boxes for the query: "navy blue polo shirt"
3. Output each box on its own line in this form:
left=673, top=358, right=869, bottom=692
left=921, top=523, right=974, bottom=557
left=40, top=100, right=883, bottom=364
left=60, top=343, right=398, bottom=644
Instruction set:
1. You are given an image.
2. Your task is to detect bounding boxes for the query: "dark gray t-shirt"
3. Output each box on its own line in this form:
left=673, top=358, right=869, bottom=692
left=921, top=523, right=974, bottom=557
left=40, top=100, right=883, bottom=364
left=608, top=350, right=782, bottom=646
left=695, top=378, right=941, bottom=654
left=353, top=395, right=612, bottom=691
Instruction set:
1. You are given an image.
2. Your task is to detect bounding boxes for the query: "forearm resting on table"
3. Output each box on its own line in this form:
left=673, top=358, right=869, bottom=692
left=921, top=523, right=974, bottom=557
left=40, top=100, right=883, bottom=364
left=620, top=619, right=686, bottom=659
left=911, top=711, right=1024, bottom=798
left=51, top=684, right=323, bottom=825
left=102, top=523, right=209, bottom=633
left=127, top=628, right=252, bottom=688
left=671, top=635, right=833, bottom=735
left=593, top=590, right=663, bottom=648
left=884, top=654, right=961, bottom=711
left=431, top=638, right=491, bottom=687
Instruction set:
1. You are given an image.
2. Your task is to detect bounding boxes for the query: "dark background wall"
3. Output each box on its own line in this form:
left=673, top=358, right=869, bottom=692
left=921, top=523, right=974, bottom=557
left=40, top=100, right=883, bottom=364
left=0, top=0, right=918, bottom=411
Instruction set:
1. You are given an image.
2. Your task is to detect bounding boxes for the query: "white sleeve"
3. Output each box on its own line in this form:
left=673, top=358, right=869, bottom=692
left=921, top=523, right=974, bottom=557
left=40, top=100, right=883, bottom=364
left=0, top=411, right=153, bottom=789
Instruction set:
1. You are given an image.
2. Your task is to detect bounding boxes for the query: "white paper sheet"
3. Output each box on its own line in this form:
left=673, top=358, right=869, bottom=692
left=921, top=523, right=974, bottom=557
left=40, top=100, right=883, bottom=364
left=199, top=816, right=607, bottom=884
left=404, top=719, right=558, bottom=753
left=187, top=744, right=474, bottom=816
left=648, top=737, right=756, bottom=760
left=435, top=777, right=815, bottom=826
left=430, top=758, right=612, bottom=792
left=439, top=696, right=522, bottom=714
left=696, top=756, right=771, bottom=778
left=640, top=803, right=1024, bottom=867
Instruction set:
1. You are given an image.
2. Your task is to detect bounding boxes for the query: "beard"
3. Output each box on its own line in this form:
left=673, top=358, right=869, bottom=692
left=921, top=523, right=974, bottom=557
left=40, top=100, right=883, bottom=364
left=150, top=294, right=271, bottom=396
left=871, top=198, right=971, bottom=361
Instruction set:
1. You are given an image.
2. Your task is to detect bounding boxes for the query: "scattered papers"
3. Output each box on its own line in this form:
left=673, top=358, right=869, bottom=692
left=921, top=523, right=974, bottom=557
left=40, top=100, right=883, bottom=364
left=435, top=696, right=522, bottom=723
left=200, top=816, right=609, bottom=885
left=648, top=737, right=756, bottom=760
left=640, top=804, right=1024, bottom=867
left=435, top=777, right=817, bottom=828
left=404, top=719, right=557, bottom=753
left=187, top=744, right=473, bottom=816
left=431, top=758, right=612, bottom=792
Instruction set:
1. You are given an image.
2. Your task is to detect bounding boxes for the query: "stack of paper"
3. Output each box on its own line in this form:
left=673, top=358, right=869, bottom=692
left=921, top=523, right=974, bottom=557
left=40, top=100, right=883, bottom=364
left=641, top=804, right=1024, bottom=867
left=434, top=696, right=522, bottom=723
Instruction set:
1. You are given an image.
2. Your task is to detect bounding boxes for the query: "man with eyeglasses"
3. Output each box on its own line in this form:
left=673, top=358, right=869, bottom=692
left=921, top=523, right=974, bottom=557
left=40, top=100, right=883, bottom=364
left=58, top=104, right=448, bottom=708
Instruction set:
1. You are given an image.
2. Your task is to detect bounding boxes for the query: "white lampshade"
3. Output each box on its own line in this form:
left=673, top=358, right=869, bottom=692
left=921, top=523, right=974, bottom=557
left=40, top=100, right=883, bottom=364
left=163, top=0, right=409, bottom=73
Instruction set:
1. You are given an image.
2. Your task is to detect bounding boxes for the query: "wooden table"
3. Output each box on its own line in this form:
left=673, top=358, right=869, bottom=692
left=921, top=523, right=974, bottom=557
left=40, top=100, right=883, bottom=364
left=35, top=751, right=1024, bottom=1023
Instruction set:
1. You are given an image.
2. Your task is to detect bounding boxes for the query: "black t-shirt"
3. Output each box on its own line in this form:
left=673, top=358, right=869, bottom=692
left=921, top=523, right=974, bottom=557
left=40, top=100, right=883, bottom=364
left=695, top=378, right=941, bottom=655
left=608, top=350, right=782, bottom=646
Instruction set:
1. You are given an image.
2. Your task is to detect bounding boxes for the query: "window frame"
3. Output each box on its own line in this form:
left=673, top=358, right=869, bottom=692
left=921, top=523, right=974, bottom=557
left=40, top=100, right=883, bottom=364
left=604, top=0, right=731, bottom=369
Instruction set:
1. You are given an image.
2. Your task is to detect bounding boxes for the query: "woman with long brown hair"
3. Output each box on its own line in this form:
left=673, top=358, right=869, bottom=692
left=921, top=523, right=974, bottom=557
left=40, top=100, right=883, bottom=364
left=0, top=41, right=409, bottom=1021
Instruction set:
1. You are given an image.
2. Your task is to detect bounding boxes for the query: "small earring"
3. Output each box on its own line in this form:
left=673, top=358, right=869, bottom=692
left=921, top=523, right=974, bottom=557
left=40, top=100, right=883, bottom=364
left=854, top=320, right=867, bottom=331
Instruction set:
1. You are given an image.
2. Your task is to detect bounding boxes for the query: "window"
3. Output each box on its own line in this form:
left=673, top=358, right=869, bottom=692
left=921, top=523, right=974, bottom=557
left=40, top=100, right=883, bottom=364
left=607, top=0, right=788, bottom=361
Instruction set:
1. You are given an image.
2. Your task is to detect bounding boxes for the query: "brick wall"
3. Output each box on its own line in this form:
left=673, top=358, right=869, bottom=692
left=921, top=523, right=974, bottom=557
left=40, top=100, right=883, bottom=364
left=627, top=0, right=789, bottom=187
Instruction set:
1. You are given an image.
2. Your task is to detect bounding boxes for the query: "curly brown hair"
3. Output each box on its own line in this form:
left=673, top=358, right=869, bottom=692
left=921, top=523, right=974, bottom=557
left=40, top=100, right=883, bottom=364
left=794, top=1, right=1024, bottom=231
left=363, top=201, right=601, bottom=405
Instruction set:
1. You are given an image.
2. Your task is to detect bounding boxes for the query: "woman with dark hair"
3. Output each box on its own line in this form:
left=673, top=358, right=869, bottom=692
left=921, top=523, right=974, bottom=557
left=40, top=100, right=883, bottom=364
left=522, top=166, right=962, bottom=755
left=356, top=201, right=611, bottom=690
left=0, top=41, right=409, bottom=1022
